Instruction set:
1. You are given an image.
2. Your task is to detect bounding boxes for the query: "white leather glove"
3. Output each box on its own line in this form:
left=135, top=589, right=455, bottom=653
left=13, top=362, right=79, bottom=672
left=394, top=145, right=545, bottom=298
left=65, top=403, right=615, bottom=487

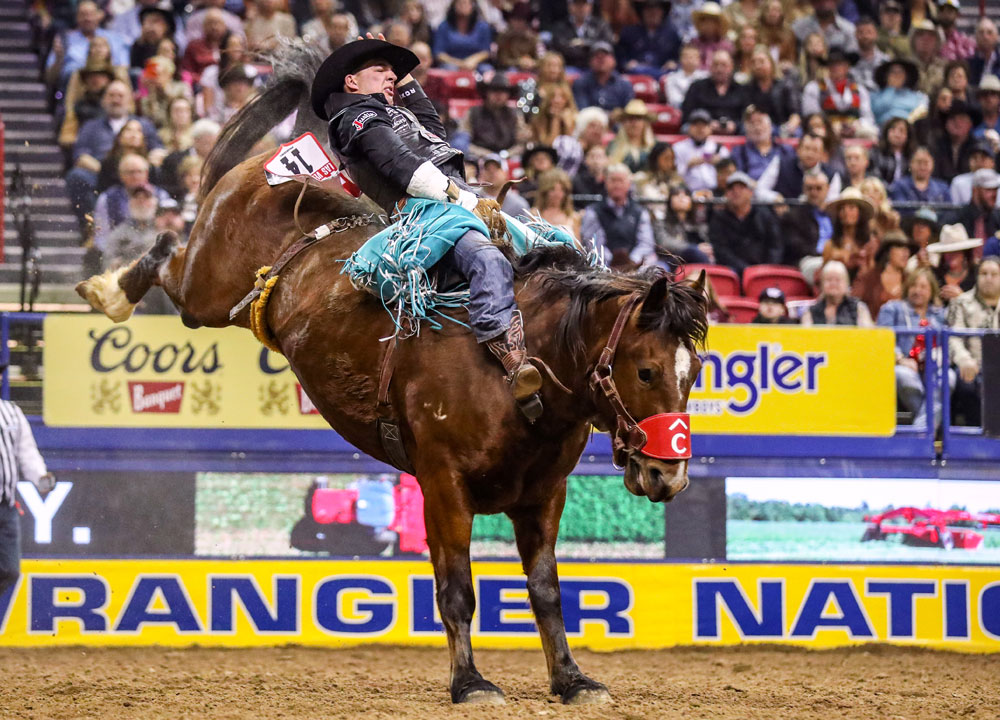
left=35, top=472, right=56, bottom=494
left=446, top=180, right=479, bottom=212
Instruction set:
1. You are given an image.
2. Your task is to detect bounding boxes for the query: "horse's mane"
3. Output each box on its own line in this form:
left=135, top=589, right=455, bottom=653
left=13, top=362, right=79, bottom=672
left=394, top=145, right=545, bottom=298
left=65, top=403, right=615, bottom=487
left=515, top=245, right=709, bottom=361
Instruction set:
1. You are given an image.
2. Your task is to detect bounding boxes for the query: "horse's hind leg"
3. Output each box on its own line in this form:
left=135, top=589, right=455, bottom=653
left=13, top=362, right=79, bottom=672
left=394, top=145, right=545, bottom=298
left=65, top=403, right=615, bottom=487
left=76, top=231, right=183, bottom=322
left=423, top=485, right=504, bottom=704
left=509, top=489, right=611, bottom=705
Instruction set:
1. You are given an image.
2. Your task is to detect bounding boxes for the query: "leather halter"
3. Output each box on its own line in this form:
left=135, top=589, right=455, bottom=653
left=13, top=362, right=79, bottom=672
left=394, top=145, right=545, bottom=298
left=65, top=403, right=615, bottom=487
left=589, top=292, right=648, bottom=468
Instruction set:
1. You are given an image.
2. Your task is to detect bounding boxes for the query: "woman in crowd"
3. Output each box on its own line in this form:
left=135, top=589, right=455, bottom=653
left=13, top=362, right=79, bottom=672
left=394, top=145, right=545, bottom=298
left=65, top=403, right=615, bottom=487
left=97, top=119, right=164, bottom=192
left=656, top=184, right=714, bottom=266
left=756, top=0, right=797, bottom=69
left=154, top=37, right=194, bottom=88
left=530, top=169, right=581, bottom=239
left=913, top=86, right=953, bottom=146
left=889, top=145, right=952, bottom=204
left=574, top=106, right=610, bottom=156
left=731, top=25, right=759, bottom=83
left=724, top=0, right=761, bottom=38
left=59, top=37, right=130, bottom=149
left=878, top=266, right=949, bottom=429
left=572, top=144, right=608, bottom=208
left=530, top=83, right=577, bottom=147
left=533, top=51, right=569, bottom=106
left=138, top=56, right=191, bottom=128
left=823, top=187, right=876, bottom=279
left=432, top=0, right=492, bottom=71
left=870, top=59, right=927, bottom=128
left=196, top=30, right=250, bottom=122
left=635, top=142, right=683, bottom=198
left=945, top=60, right=977, bottom=111
left=744, top=47, right=801, bottom=137
left=159, top=96, right=195, bottom=154
left=607, top=99, right=656, bottom=173
left=903, top=207, right=938, bottom=270
left=804, top=112, right=846, bottom=177
left=871, top=116, right=915, bottom=185
left=797, top=31, right=827, bottom=86
left=178, top=154, right=203, bottom=232
left=518, top=144, right=558, bottom=204
left=929, top=224, right=984, bottom=301
left=397, top=0, right=431, bottom=45
left=801, top=260, right=876, bottom=326
left=853, top=231, right=916, bottom=317
left=860, top=176, right=903, bottom=238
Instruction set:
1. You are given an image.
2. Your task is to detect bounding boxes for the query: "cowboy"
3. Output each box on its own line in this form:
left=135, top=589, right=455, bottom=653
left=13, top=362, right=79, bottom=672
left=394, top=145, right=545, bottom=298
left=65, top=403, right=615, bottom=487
left=310, top=38, right=544, bottom=418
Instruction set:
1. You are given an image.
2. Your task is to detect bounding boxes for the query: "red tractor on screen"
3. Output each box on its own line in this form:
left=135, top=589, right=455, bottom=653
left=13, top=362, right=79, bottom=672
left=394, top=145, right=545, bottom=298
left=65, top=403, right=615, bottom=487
left=861, top=507, right=1000, bottom=550
left=290, top=474, right=428, bottom=556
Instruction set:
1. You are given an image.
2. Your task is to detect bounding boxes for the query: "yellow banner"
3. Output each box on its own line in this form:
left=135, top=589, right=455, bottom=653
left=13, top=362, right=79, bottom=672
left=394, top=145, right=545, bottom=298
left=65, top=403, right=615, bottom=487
left=43, top=316, right=895, bottom=434
left=2, top=560, right=998, bottom=652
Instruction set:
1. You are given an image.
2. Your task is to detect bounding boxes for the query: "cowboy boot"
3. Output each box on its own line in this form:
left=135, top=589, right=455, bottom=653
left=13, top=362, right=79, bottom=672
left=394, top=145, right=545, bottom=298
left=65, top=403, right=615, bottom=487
left=486, top=312, right=544, bottom=421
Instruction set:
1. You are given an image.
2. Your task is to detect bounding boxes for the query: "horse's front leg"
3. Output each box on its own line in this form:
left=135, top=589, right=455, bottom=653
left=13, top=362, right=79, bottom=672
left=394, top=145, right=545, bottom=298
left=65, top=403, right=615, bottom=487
left=509, top=485, right=611, bottom=705
left=423, top=482, right=505, bottom=704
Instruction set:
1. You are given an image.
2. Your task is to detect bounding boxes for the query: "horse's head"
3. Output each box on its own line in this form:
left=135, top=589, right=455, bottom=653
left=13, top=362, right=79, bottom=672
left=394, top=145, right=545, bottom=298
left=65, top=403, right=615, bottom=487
left=592, top=272, right=708, bottom=503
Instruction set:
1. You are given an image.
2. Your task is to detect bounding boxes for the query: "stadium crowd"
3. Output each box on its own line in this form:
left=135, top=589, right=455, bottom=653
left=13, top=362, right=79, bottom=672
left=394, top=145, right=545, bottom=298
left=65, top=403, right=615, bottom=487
left=26, top=0, right=1000, bottom=426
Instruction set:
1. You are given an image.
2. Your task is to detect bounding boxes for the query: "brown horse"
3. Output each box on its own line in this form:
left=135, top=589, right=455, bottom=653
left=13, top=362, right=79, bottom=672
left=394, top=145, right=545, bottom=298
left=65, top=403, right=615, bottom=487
left=76, top=44, right=709, bottom=705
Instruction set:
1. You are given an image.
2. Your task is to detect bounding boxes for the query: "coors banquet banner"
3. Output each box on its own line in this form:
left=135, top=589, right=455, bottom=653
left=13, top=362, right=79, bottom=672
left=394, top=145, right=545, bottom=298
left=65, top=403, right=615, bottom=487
left=43, top=316, right=896, bottom=434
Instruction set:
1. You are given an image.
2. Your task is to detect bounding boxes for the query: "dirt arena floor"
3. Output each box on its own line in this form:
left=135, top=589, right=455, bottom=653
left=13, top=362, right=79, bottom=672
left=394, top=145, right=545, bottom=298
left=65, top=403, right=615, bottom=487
left=1, top=645, right=998, bottom=720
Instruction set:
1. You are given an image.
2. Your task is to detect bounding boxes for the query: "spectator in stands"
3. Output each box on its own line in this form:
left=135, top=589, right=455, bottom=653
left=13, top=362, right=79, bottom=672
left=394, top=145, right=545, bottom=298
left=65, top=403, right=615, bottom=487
left=58, top=51, right=124, bottom=151
left=111, top=0, right=185, bottom=50
left=396, top=0, right=431, bottom=45
left=713, top=157, right=737, bottom=197
left=129, top=1, right=176, bottom=72
left=536, top=52, right=570, bottom=99
left=574, top=106, right=610, bottom=156
left=495, top=3, right=539, bottom=71
left=158, top=96, right=195, bottom=153
left=531, top=83, right=578, bottom=147
left=93, top=154, right=170, bottom=255
left=550, top=0, right=615, bottom=71
left=757, top=0, right=798, bottom=67
left=950, top=140, right=996, bottom=203
left=708, top=171, right=783, bottom=274
left=911, top=19, right=948, bottom=96
left=877, top=0, right=911, bottom=59
left=674, top=109, right=730, bottom=193
left=572, top=41, right=635, bottom=112
left=181, top=9, right=229, bottom=85
left=244, top=0, right=297, bottom=52
left=731, top=106, right=793, bottom=183
left=479, top=154, right=531, bottom=217
left=968, top=17, right=1000, bottom=85
left=823, top=185, right=876, bottom=278
left=948, top=255, right=1000, bottom=425
left=862, top=175, right=903, bottom=237
left=744, top=48, right=801, bottom=137
left=581, top=164, right=658, bottom=270
left=185, top=0, right=244, bottom=41
left=934, top=224, right=996, bottom=297
left=465, top=74, right=529, bottom=157
left=945, top=61, right=977, bottom=110
left=681, top=50, right=745, bottom=134
left=635, top=142, right=682, bottom=196
left=804, top=112, right=849, bottom=179
left=301, top=1, right=356, bottom=46
left=104, top=183, right=160, bottom=270
left=801, top=48, right=875, bottom=140
left=433, top=0, right=493, bottom=71
left=871, top=59, right=927, bottom=129
left=769, top=132, right=838, bottom=201
left=854, top=16, right=888, bottom=93
left=902, top=206, right=940, bottom=264
left=138, top=57, right=191, bottom=129
left=753, top=287, right=796, bottom=323
left=161, top=119, right=220, bottom=198
left=607, top=99, right=656, bottom=172
left=974, top=75, right=1000, bottom=137
left=46, top=1, right=129, bottom=91
left=781, top=167, right=831, bottom=279
left=617, top=0, right=682, bottom=77
left=871, top=117, right=915, bottom=186
left=97, top=118, right=165, bottom=193
left=178, top=155, right=203, bottom=228
left=318, top=13, right=355, bottom=53
left=410, top=42, right=433, bottom=88
left=945, top=167, right=1000, bottom=246
left=801, top=260, right=875, bottom=325
left=918, top=86, right=954, bottom=148
left=732, top=26, right=760, bottom=83
left=889, top=146, right=951, bottom=206
left=652, top=184, right=714, bottom=265
left=792, top=0, right=858, bottom=53
left=203, top=63, right=257, bottom=124
left=797, top=31, right=828, bottom=87
left=933, top=102, right=980, bottom=182
left=531, top=169, right=582, bottom=238
left=572, top=144, right=609, bottom=206
left=690, top=3, right=733, bottom=70
left=66, top=79, right=162, bottom=228
left=843, top=144, right=871, bottom=189
left=878, top=266, right=948, bottom=429
left=664, top=45, right=708, bottom=107
left=519, top=144, right=558, bottom=202
left=853, top=230, right=916, bottom=317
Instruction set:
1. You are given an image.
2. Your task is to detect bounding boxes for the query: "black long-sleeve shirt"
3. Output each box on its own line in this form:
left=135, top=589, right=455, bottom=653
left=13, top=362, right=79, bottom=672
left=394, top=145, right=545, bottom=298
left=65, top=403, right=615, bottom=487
left=708, top=205, right=783, bottom=276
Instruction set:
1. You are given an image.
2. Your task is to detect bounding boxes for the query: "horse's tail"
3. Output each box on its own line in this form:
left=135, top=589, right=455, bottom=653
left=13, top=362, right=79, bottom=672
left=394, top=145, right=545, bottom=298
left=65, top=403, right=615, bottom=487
left=199, top=40, right=328, bottom=200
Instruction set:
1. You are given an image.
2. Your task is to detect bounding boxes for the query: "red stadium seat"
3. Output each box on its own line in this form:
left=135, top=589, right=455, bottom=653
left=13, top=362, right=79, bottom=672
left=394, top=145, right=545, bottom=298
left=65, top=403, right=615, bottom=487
left=719, top=297, right=759, bottom=323
left=676, top=263, right=741, bottom=297
left=507, top=71, right=536, bottom=86
left=742, top=265, right=814, bottom=300
left=647, top=103, right=682, bottom=134
left=447, top=98, right=481, bottom=121
left=626, top=74, right=660, bottom=103
left=427, top=68, right=480, bottom=100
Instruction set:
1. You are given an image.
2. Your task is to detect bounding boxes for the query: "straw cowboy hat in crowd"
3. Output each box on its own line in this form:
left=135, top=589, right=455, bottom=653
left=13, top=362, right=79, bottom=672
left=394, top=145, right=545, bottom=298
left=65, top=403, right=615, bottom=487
left=824, top=187, right=875, bottom=224
left=926, top=223, right=985, bottom=255
left=692, top=2, right=729, bottom=32
left=613, top=98, right=656, bottom=124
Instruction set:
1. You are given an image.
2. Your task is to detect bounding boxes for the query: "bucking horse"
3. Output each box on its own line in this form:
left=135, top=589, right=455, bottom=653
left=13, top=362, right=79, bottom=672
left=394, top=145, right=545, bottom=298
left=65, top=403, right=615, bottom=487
left=76, top=43, right=709, bottom=705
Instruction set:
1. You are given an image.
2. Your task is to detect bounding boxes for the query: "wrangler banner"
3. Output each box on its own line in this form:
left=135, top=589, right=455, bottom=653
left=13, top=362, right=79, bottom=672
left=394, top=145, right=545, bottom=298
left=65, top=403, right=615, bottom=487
left=2, top=560, right=998, bottom=652
left=42, top=316, right=896, bottom=434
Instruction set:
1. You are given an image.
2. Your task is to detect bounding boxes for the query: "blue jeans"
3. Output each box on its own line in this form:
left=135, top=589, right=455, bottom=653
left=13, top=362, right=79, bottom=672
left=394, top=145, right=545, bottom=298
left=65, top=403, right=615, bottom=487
left=0, top=502, right=20, bottom=600
left=437, top=230, right=515, bottom=343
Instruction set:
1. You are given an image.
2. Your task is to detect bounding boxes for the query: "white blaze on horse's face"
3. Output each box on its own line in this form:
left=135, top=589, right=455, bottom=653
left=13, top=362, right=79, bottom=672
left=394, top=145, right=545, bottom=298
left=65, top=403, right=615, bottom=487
left=674, top=345, right=692, bottom=395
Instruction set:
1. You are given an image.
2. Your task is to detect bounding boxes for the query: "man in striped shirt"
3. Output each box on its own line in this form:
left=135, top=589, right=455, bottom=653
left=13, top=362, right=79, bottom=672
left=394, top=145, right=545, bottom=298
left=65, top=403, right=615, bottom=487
left=0, top=396, right=54, bottom=599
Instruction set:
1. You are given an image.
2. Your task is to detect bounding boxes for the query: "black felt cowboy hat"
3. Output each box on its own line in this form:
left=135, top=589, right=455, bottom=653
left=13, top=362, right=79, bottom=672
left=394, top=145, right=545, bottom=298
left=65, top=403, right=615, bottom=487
left=821, top=47, right=860, bottom=66
left=477, top=72, right=518, bottom=96
left=311, top=39, right=420, bottom=120
left=874, top=58, right=920, bottom=90
left=139, top=1, right=177, bottom=37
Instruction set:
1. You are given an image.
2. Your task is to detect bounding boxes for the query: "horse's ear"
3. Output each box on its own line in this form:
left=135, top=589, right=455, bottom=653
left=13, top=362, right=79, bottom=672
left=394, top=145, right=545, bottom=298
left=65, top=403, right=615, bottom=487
left=641, top=274, right=670, bottom=316
left=683, top=269, right=709, bottom=300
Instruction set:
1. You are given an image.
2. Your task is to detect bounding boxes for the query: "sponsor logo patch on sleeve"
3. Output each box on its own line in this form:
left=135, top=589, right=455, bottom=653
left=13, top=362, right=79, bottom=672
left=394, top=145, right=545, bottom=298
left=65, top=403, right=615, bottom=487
left=352, top=110, right=378, bottom=130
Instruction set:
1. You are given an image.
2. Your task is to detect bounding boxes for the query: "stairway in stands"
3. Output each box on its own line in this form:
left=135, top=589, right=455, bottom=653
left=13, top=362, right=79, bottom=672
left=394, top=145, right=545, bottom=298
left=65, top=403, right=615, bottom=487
left=1, top=0, right=82, bottom=306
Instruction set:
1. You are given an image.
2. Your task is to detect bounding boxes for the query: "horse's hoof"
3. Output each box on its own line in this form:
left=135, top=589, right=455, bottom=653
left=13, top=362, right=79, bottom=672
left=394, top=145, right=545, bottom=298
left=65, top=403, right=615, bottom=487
left=561, top=681, right=611, bottom=705
left=453, top=680, right=505, bottom=705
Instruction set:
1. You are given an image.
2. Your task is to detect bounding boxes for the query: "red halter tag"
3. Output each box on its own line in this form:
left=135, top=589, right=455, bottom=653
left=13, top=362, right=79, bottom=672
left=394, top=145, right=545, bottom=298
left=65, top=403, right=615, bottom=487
left=636, top=413, right=692, bottom=460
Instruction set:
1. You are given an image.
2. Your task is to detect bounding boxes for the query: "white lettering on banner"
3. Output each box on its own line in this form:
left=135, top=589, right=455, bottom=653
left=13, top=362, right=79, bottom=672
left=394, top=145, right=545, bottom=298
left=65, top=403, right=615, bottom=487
left=16, top=482, right=72, bottom=543
left=131, top=383, right=184, bottom=412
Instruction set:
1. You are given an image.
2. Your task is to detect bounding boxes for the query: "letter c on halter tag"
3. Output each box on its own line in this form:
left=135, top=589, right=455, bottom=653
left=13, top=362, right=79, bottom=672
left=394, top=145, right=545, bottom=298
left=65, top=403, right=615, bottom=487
left=636, top=413, right=692, bottom=460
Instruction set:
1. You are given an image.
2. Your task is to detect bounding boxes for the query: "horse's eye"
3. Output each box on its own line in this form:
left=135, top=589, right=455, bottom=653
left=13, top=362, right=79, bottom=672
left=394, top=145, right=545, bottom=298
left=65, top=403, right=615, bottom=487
left=638, top=368, right=654, bottom=383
